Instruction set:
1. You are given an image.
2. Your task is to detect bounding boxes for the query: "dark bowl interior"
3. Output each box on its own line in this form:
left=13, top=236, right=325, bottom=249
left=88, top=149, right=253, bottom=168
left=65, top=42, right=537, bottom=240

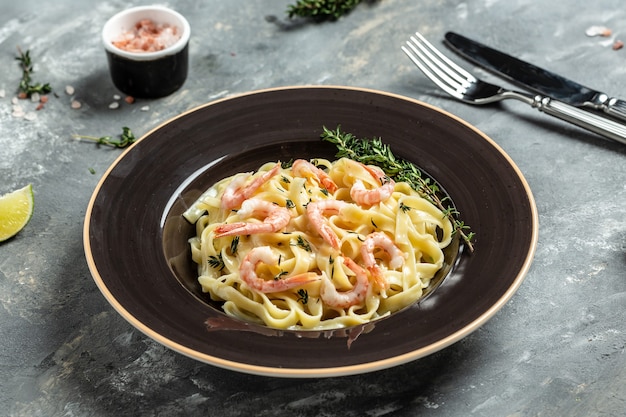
left=85, top=86, right=537, bottom=377
left=162, top=139, right=461, bottom=319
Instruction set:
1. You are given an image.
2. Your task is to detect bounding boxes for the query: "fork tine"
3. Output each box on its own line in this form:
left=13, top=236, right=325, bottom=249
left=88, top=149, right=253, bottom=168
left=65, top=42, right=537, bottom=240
left=402, top=41, right=466, bottom=98
left=402, top=41, right=458, bottom=97
left=406, top=36, right=468, bottom=90
left=402, top=40, right=463, bottom=98
left=411, top=32, right=477, bottom=84
left=402, top=32, right=478, bottom=98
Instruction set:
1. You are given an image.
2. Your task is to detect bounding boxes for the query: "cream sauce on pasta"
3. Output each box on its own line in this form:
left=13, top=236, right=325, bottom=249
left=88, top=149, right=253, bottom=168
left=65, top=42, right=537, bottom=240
left=184, top=157, right=453, bottom=330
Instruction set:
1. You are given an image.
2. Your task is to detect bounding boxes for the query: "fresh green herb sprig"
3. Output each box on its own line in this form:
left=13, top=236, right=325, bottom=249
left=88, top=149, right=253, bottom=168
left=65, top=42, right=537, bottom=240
left=287, top=0, right=363, bottom=20
left=15, top=47, right=52, bottom=97
left=321, top=125, right=475, bottom=252
left=296, top=289, right=309, bottom=304
left=293, top=235, right=312, bottom=252
left=73, top=127, right=137, bottom=148
left=230, top=236, right=240, bottom=255
left=208, top=254, right=225, bottom=270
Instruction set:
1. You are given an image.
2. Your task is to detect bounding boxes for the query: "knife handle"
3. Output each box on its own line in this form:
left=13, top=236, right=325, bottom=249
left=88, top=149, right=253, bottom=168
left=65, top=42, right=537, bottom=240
left=533, top=96, right=626, bottom=145
left=604, top=98, right=626, bottom=123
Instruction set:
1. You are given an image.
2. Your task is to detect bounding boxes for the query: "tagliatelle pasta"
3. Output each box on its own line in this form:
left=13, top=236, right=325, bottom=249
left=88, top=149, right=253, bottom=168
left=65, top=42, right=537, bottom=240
left=183, top=157, right=454, bottom=330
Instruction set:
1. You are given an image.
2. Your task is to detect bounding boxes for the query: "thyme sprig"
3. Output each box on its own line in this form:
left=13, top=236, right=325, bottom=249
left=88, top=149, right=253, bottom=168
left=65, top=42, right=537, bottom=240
left=15, top=47, right=52, bottom=97
left=208, top=254, right=225, bottom=270
left=321, top=125, right=475, bottom=252
left=287, top=0, right=363, bottom=20
left=73, top=127, right=136, bottom=148
left=296, top=289, right=309, bottom=304
left=293, top=235, right=312, bottom=252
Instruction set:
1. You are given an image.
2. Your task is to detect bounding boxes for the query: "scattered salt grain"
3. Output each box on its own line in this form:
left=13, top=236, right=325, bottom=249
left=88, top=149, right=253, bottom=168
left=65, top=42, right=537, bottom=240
left=113, top=94, right=121, bottom=100
left=11, top=97, right=19, bottom=105
left=30, top=92, right=40, bottom=102
left=109, top=101, right=120, bottom=109
left=71, top=100, right=82, bottom=109
left=0, top=89, right=5, bottom=98
left=586, top=25, right=612, bottom=37
left=140, top=105, right=150, bottom=112
left=65, top=85, right=75, bottom=95
left=12, top=104, right=24, bottom=118
left=24, top=112, right=37, bottom=121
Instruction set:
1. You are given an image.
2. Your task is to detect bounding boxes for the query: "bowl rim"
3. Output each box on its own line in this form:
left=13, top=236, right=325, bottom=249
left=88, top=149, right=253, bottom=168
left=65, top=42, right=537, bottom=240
left=102, top=5, right=190, bottom=61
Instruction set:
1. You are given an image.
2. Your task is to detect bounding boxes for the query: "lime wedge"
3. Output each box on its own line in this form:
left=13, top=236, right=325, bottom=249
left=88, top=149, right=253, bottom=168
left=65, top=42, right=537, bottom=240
left=0, top=184, right=34, bottom=242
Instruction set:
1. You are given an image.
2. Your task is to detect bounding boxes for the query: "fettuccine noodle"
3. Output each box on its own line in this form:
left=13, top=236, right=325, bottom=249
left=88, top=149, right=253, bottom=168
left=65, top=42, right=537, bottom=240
left=184, top=157, right=453, bottom=330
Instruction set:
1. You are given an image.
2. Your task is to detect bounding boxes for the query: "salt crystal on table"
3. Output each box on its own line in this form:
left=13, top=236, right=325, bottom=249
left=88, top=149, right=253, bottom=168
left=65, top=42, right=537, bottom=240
left=71, top=100, right=82, bottom=109
left=140, top=105, right=150, bottom=111
left=113, top=94, right=121, bottom=100
left=109, top=101, right=120, bottom=109
left=30, top=92, right=40, bottom=102
left=0, top=89, right=5, bottom=98
left=24, top=112, right=37, bottom=121
left=12, top=105, right=24, bottom=118
left=585, top=25, right=612, bottom=37
left=65, top=85, right=75, bottom=95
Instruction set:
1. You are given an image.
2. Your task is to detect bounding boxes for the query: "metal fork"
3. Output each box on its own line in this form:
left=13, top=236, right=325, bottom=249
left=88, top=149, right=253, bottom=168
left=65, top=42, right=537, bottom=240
left=402, top=32, right=626, bottom=145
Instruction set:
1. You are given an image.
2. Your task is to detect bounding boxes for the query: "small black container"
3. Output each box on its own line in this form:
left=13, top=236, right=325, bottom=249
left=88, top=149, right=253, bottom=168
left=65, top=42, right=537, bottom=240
left=102, top=6, right=190, bottom=98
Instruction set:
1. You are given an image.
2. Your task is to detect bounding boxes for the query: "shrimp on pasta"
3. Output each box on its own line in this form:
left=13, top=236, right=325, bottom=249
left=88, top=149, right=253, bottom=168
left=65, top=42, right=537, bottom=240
left=184, top=157, right=454, bottom=330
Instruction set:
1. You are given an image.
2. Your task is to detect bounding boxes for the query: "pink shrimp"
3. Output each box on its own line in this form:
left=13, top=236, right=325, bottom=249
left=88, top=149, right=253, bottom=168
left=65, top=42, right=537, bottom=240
left=292, top=159, right=338, bottom=193
left=350, top=163, right=395, bottom=206
left=306, top=199, right=348, bottom=250
left=221, top=163, right=280, bottom=210
left=214, top=198, right=291, bottom=237
left=360, top=232, right=406, bottom=291
left=320, top=257, right=369, bottom=309
left=239, top=246, right=321, bottom=293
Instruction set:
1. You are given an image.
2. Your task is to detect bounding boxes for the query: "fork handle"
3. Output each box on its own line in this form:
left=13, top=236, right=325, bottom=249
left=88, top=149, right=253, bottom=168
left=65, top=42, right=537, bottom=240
left=531, top=95, right=626, bottom=145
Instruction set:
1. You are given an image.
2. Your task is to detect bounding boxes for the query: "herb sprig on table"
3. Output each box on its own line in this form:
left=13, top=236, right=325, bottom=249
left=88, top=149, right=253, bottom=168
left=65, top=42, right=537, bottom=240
left=321, top=126, right=475, bottom=252
left=15, top=47, right=52, bottom=98
left=287, top=0, right=364, bottom=20
left=72, top=127, right=137, bottom=148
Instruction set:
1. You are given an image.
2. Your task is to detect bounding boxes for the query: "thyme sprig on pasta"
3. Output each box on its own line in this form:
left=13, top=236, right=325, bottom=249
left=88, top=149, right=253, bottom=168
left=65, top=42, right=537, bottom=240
left=296, top=289, right=309, bottom=304
left=208, top=254, right=225, bottom=270
left=321, top=125, right=475, bottom=252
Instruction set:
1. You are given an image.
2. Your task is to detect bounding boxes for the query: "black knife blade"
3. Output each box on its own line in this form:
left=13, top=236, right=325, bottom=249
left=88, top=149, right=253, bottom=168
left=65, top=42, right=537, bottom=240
left=444, top=31, right=626, bottom=122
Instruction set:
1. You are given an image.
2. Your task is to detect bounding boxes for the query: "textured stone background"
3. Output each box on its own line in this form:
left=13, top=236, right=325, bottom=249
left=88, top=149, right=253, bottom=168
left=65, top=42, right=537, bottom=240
left=1, top=0, right=625, bottom=416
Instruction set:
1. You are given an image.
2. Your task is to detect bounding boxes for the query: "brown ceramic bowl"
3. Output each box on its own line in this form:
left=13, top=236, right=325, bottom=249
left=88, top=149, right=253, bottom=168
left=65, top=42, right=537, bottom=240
left=84, top=86, right=538, bottom=377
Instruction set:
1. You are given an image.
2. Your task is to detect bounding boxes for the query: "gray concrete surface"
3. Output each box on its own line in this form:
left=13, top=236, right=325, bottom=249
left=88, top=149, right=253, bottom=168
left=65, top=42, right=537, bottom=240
left=1, top=0, right=625, bottom=416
